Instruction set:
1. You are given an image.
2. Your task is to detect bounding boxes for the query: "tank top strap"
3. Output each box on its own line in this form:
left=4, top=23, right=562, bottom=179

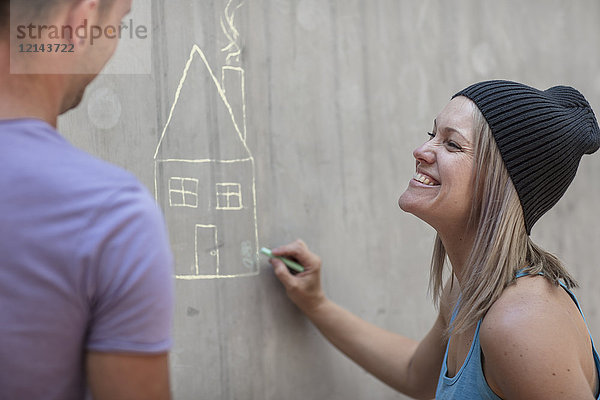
left=515, top=269, right=600, bottom=399
left=515, top=269, right=587, bottom=323
left=438, top=271, right=599, bottom=399
left=515, top=267, right=543, bottom=279
left=558, top=282, right=600, bottom=400
left=449, top=294, right=461, bottom=325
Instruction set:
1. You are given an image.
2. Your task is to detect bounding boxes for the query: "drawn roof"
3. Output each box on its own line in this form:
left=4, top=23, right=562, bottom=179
left=154, top=45, right=251, bottom=161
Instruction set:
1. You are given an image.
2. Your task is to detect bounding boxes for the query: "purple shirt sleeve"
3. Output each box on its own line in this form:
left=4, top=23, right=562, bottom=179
left=84, top=184, right=174, bottom=353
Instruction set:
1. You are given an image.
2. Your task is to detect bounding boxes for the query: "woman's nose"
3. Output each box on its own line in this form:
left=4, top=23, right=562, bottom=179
left=413, top=141, right=435, bottom=164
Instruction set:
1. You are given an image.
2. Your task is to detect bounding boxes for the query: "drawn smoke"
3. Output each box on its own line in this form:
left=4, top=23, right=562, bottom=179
left=221, top=0, right=244, bottom=66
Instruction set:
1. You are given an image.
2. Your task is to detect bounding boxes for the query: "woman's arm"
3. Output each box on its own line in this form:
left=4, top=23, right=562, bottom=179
left=270, top=240, right=450, bottom=399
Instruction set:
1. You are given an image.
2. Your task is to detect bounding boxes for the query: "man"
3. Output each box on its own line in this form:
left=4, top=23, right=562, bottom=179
left=0, top=1, right=173, bottom=399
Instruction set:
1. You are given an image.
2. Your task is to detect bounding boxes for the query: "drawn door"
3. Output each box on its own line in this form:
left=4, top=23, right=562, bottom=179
left=195, top=224, right=220, bottom=276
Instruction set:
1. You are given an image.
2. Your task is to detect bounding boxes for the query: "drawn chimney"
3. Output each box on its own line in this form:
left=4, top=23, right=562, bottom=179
left=221, top=0, right=246, bottom=142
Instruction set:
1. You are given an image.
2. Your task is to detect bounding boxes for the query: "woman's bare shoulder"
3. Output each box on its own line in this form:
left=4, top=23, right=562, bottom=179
left=479, top=275, right=595, bottom=399
left=481, top=274, right=574, bottom=334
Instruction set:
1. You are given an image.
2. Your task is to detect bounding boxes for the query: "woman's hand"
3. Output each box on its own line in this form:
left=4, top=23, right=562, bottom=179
left=269, top=240, right=451, bottom=398
left=269, top=239, right=326, bottom=316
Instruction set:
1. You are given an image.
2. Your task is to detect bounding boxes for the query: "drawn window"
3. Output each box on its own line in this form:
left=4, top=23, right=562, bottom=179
left=216, top=183, right=242, bottom=210
left=169, top=177, right=198, bottom=208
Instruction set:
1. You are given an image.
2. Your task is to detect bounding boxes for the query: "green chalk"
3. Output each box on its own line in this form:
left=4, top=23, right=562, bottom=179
left=260, top=247, right=305, bottom=273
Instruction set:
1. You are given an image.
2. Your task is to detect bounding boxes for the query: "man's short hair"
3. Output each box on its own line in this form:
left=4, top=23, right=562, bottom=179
left=2, top=0, right=116, bottom=34
left=10, top=0, right=74, bottom=23
left=1, top=0, right=9, bottom=33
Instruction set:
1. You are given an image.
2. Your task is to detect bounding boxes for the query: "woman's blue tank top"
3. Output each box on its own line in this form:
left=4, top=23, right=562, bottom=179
left=435, top=273, right=600, bottom=399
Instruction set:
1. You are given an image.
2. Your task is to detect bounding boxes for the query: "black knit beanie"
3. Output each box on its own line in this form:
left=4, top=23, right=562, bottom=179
left=453, top=80, right=600, bottom=235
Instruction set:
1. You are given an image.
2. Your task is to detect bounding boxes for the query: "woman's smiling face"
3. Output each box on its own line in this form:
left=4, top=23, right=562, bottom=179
left=398, top=96, right=477, bottom=233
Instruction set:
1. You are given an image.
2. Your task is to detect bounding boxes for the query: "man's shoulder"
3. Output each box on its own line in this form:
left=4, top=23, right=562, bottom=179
left=1, top=119, right=157, bottom=232
left=1, top=118, right=141, bottom=191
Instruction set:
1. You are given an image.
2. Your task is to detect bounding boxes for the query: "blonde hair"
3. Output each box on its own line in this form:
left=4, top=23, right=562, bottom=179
left=429, top=104, right=577, bottom=336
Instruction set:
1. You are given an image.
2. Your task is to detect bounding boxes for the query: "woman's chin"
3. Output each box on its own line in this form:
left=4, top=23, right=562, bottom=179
left=398, top=193, right=433, bottom=224
left=398, top=191, right=419, bottom=213
left=397, top=196, right=410, bottom=213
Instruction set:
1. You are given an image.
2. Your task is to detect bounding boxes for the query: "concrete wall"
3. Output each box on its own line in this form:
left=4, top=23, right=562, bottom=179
left=59, top=0, right=600, bottom=398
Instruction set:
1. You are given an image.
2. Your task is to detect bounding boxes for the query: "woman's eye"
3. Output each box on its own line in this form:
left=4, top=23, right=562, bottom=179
left=447, top=141, right=461, bottom=150
left=427, top=132, right=461, bottom=150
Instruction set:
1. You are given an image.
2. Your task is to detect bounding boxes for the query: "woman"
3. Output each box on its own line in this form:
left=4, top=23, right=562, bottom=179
left=270, top=80, right=600, bottom=399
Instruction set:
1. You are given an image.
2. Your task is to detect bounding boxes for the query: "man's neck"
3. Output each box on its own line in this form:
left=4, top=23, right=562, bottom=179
left=0, top=43, right=64, bottom=128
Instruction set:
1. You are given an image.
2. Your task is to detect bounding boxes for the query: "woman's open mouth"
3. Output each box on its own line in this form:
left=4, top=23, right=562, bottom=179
left=413, top=172, right=440, bottom=186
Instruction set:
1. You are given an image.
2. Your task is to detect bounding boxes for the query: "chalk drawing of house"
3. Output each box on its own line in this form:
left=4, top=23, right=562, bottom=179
left=153, top=45, right=259, bottom=279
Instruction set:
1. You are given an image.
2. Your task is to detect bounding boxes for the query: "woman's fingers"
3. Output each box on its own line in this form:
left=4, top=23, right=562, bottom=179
left=270, top=257, right=295, bottom=289
left=272, top=239, right=321, bottom=271
left=269, top=239, right=326, bottom=314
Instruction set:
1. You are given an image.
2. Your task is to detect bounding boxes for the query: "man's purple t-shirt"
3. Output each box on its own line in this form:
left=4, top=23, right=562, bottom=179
left=0, top=119, right=174, bottom=399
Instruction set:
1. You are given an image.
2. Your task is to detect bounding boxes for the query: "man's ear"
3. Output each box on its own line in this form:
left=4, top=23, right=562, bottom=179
left=63, top=0, right=100, bottom=50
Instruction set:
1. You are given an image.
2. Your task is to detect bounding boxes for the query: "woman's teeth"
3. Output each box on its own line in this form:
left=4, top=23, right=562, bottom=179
left=414, top=173, right=439, bottom=186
